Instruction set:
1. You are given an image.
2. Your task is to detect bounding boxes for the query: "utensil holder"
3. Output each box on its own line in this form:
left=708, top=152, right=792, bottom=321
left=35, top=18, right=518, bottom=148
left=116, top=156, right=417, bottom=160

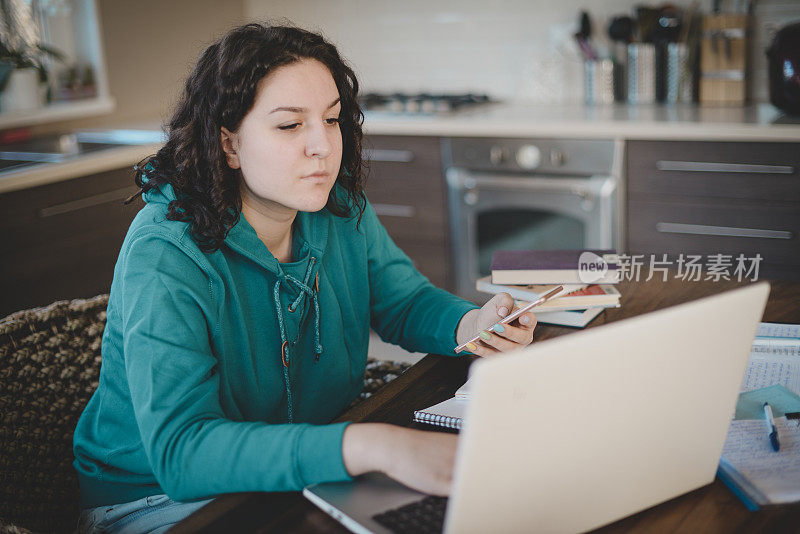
left=627, top=43, right=656, bottom=104
left=666, top=42, right=694, bottom=103
left=584, top=59, right=616, bottom=105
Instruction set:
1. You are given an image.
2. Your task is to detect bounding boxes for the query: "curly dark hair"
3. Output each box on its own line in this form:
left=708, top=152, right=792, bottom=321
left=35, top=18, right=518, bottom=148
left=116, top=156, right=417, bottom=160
left=128, top=22, right=367, bottom=253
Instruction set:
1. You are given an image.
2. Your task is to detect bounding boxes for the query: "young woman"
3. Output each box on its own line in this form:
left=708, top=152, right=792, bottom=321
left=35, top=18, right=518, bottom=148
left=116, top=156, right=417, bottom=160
left=73, top=23, right=536, bottom=533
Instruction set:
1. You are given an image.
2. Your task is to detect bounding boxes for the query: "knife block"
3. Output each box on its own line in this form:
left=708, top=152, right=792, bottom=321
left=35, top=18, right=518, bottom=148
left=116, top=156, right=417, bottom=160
left=700, top=13, right=749, bottom=106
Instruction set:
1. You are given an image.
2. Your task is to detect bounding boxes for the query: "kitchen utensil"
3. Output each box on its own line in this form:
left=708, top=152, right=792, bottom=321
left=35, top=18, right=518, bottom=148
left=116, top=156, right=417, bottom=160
left=608, top=15, right=633, bottom=61
left=700, top=13, right=748, bottom=106
left=636, top=6, right=660, bottom=43
left=608, top=16, right=634, bottom=44
left=574, top=36, right=597, bottom=60
left=574, top=10, right=597, bottom=60
left=608, top=15, right=634, bottom=101
left=652, top=6, right=683, bottom=102
left=678, top=1, right=700, bottom=44
left=767, top=21, right=800, bottom=115
left=579, top=11, right=592, bottom=40
left=655, top=6, right=682, bottom=42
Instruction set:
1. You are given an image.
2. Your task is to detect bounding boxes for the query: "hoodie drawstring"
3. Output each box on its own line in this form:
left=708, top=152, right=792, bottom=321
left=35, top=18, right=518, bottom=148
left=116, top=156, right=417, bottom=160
left=272, top=257, right=322, bottom=422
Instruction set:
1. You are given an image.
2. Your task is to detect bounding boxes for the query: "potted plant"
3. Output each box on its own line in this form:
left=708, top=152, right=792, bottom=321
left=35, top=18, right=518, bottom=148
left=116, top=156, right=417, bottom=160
left=0, top=40, right=64, bottom=112
left=0, top=0, right=64, bottom=112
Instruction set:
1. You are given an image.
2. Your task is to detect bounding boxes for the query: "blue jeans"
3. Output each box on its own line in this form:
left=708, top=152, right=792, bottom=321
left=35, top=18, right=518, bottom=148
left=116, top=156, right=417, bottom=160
left=76, top=494, right=213, bottom=534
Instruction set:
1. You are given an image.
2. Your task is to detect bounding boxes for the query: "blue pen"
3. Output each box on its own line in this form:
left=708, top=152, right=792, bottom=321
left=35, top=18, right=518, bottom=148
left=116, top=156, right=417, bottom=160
left=763, top=402, right=780, bottom=452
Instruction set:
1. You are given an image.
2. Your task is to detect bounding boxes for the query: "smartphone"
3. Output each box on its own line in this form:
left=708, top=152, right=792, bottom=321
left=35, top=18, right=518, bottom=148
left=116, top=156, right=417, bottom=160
left=454, top=285, right=564, bottom=353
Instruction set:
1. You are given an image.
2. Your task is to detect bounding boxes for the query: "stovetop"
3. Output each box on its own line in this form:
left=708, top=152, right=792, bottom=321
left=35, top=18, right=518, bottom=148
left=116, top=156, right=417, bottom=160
left=358, top=92, right=493, bottom=115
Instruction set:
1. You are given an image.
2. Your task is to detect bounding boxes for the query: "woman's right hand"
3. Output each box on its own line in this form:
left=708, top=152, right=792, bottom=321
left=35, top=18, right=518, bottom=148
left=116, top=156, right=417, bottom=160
left=342, top=423, right=458, bottom=496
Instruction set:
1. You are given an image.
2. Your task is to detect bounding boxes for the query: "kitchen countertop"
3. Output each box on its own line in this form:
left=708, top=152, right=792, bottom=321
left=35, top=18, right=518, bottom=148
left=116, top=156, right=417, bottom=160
left=363, top=102, right=800, bottom=141
left=1, top=103, right=798, bottom=194
left=0, top=133, right=163, bottom=194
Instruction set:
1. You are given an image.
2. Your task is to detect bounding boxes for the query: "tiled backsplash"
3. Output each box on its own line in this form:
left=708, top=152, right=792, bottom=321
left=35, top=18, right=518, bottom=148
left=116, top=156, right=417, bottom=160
left=245, top=0, right=800, bottom=104
left=244, top=0, right=702, bottom=103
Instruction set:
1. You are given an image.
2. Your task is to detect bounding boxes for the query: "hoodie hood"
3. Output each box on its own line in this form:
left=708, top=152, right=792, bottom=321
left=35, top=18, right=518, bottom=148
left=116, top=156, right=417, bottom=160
left=142, top=180, right=331, bottom=273
left=142, top=179, right=176, bottom=205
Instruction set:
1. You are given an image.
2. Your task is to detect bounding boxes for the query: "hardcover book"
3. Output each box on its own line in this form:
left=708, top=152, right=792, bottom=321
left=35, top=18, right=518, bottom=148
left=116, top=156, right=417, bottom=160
left=507, top=298, right=612, bottom=328
left=531, top=306, right=610, bottom=328
left=476, top=276, right=621, bottom=311
left=491, top=249, right=619, bottom=285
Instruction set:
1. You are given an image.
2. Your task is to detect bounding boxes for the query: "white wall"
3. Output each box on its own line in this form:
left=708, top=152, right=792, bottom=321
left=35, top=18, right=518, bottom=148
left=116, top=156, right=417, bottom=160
left=244, top=0, right=710, bottom=104
left=33, top=0, right=800, bottom=135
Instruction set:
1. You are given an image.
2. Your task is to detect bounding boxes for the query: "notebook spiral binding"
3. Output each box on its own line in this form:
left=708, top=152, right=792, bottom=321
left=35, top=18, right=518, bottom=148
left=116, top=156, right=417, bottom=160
left=413, top=411, right=463, bottom=430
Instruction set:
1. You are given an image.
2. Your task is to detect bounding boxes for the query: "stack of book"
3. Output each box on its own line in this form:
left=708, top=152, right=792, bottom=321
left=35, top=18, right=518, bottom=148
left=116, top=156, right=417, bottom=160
left=478, top=249, right=621, bottom=328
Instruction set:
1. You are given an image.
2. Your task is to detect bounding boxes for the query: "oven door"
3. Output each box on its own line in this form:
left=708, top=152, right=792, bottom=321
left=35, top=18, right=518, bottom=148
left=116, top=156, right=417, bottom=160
left=446, top=167, right=619, bottom=303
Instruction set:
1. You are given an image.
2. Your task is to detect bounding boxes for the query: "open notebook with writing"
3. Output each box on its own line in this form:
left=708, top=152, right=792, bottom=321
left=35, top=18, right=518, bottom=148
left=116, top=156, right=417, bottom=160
left=718, top=322, right=800, bottom=509
left=719, top=417, right=800, bottom=509
left=742, top=322, right=800, bottom=395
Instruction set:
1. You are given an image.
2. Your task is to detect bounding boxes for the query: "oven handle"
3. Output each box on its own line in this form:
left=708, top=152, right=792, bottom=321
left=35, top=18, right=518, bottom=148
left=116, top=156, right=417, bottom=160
left=447, top=170, right=616, bottom=196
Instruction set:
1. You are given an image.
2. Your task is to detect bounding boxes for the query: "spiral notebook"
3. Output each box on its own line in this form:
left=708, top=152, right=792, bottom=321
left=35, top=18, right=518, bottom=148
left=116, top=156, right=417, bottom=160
left=412, top=397, right=466, bottom=429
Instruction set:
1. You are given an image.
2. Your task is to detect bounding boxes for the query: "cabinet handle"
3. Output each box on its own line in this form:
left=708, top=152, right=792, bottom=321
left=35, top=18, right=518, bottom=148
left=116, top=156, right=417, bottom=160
left=363, top=149, right=415, bottom=163
left=372, top=203, right=416, bottom=218
left=655, top=160, right=794, bottom=174
left=39, top=186, right=139, bottom=218
left=656, top=222, right=793, bottom=240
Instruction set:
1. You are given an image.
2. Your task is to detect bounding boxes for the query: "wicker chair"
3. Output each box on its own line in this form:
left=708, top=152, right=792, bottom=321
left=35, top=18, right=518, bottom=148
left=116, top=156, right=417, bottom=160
left=0, top=295, right=108, bottom=534
left=0, top=294, right=410, bottom=534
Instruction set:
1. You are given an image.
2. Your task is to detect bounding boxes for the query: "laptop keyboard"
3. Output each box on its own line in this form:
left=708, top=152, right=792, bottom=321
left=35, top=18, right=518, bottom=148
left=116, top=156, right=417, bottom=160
left=372, top=496, right=448, bottom=534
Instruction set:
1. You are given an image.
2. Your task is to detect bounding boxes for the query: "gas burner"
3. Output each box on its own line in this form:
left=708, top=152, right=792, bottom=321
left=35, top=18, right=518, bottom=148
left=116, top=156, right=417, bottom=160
left=358, top=93, right=493, bottom=114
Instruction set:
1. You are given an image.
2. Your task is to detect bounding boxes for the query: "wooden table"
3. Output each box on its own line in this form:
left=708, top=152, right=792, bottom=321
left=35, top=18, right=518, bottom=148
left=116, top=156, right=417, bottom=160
left=170, top=277, right=800, bottom=533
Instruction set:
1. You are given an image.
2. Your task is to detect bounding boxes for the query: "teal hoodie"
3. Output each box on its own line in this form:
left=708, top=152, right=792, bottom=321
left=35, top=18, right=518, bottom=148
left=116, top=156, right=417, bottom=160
left=72, top=182, right=478, bottom=508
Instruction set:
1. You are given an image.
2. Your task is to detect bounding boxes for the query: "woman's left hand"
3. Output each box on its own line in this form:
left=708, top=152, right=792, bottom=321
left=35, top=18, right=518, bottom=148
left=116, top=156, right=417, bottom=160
left=455, top=293, right=537, bottom=357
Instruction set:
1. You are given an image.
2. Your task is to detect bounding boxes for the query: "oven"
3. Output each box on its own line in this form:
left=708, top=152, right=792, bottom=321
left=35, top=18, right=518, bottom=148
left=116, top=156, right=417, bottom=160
left=444, top=137, right=624, bottom=303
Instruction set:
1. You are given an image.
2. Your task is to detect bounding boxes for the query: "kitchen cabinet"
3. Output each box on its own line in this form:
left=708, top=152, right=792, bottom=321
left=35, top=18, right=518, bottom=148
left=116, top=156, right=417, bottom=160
left=0, top=134, right=452, bottom=317
left=626, top=140, right=800, bottom=281
left=0, top=167, right=142, bottom=317
left=363, top=135, right=452, bottom=290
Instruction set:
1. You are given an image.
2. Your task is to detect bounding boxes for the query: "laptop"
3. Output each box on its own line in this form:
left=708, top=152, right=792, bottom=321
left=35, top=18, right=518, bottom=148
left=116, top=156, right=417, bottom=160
left=304, top=283, right=770, bottom=534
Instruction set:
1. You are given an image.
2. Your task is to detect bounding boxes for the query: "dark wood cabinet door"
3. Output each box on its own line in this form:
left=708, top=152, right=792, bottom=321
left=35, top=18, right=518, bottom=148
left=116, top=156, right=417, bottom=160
left=626, top=140, right=800, bottom=202
left=626, top=140, right=800, bottom=281
left=0, top=168, right=143, bottom=317
left=363, top=135, right=452, bottom=290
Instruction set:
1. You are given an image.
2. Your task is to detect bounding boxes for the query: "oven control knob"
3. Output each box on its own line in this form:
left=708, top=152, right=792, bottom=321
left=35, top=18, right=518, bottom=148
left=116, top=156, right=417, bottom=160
left=550, top=148, right=566, bottom=166
left=516, top=145, right=542, bottom=169
left=489, top=146, right=509, bottom=165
